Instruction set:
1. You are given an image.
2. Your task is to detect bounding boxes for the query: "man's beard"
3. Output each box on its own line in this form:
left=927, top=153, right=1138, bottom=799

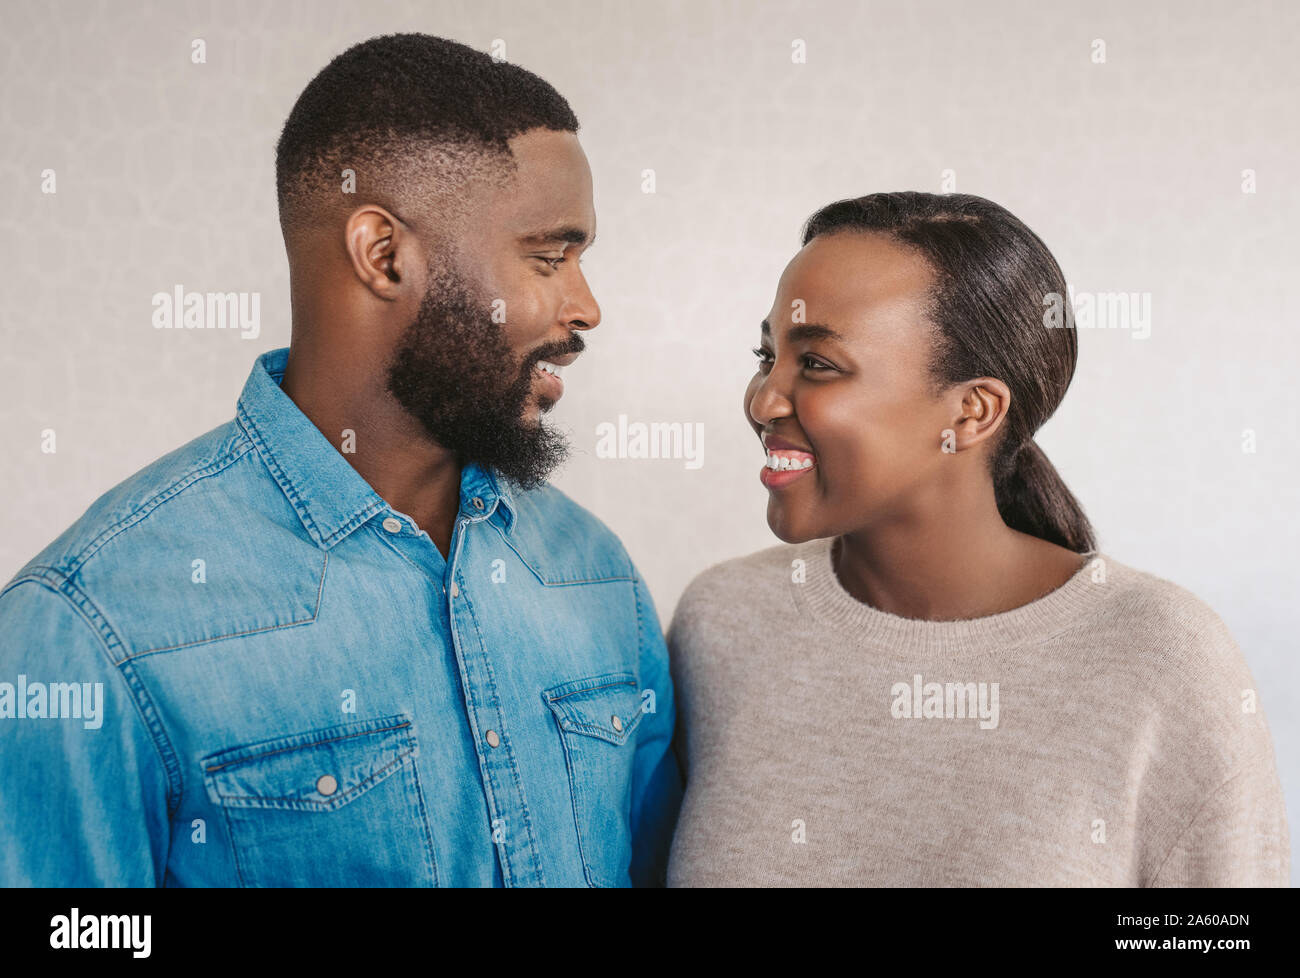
left=384, top=264, right=579, bottom=490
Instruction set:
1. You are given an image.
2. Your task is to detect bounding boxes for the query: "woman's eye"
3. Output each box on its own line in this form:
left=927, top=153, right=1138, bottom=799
left=751, top=348, right=832, bottom=372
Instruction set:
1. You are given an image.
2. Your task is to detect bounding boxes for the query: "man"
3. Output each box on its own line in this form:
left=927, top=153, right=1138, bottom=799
left=0, top=33, right=682, bottom=887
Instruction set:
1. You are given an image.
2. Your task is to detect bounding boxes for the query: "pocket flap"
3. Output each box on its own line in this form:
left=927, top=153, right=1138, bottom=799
left=202, top=714, right=418, bottom=812
left=543, top=673, right=643, bottom=746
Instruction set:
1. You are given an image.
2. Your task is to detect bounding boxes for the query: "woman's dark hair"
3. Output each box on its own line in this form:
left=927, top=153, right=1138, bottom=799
left=801, top=191, right=1096, bottom=553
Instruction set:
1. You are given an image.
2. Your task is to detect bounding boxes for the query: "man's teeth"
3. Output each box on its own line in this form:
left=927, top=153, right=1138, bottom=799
left=535, top=360, right=564, bottom=378
left=765, top=452, right=815, bottom=471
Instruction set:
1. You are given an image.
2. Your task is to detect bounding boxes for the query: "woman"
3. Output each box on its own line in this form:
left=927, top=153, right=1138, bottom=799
left=665, top=192, right=1289, bottom=886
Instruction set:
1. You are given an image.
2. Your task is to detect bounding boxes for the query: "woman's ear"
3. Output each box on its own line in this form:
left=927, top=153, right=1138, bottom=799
left=950, top=378, right=1012, bottom=452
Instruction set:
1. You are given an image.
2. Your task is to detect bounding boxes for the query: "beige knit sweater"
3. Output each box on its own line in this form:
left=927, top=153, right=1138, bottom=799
left=665, top=539, right=1290, bottom=887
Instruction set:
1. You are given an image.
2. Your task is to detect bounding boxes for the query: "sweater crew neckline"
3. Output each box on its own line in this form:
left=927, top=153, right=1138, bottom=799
left=793, top=537, right=1114, bottom=655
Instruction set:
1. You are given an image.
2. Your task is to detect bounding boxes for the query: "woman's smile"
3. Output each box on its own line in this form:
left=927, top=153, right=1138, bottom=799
left=759, top=434, right=817, bottom=489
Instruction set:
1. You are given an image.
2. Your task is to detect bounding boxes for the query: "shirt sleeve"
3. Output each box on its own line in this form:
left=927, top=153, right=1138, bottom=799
left=626, top=567, right=685, bottom=888
left=1149, top=747, right=1291, bottom=887
left=0, top=579, right=172, bottom=886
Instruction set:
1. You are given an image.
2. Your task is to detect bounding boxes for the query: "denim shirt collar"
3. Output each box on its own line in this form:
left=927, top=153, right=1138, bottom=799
left=235, top=347, right=516, bottom=549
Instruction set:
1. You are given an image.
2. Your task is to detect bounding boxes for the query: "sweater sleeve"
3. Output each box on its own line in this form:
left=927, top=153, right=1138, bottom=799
left=1149, top=748, right=1291, bottom=887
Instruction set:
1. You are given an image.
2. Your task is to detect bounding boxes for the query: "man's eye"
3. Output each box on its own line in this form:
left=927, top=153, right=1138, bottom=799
left=534, top=255, right=565, bottom=269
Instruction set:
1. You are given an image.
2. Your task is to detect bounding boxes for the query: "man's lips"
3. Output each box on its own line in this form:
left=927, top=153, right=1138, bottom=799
left=531, top=363, right=563, bottom=403
left=543, top=351, right=581, bottom=367
left=529, top=352, right=579, bottom=404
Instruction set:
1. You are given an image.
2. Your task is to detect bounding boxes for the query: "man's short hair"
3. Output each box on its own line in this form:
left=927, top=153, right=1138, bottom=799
left=275, top=33, right=579, bottom=238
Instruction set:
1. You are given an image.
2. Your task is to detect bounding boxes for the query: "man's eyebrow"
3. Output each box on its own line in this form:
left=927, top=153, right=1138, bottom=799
left=519, top=226, right=595, bottom=248
left=760, top=319, right=843, bottom=342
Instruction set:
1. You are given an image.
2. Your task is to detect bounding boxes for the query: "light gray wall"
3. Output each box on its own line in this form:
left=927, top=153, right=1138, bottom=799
left=2, top=0, right=1296, bottom=884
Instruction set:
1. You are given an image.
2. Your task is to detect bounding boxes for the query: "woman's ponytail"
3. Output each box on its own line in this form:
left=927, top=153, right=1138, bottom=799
left=993, top=439, right=1095, bottom=553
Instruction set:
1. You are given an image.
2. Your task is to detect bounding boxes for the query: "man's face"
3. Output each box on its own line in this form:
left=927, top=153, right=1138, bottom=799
left=385, top=129, right=600, bottom=489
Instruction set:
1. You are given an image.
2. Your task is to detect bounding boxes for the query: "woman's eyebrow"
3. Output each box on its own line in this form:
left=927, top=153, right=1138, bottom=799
left=760, top=319, right=843, bottom=342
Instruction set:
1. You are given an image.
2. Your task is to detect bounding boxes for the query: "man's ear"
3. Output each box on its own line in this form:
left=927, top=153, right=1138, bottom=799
left=949, top=377, right=1012, bottom=452
left=343, top=206, right=415, bottom=298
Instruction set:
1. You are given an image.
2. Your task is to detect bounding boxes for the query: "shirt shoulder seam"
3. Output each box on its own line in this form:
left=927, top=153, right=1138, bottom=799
left=62, top=437, right=255, bottom=579
left=3, top=572, right=184, bottom=817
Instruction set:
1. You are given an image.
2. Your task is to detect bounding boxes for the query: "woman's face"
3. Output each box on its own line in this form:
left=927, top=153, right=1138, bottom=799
left=744, top=231, right=963, bottom=543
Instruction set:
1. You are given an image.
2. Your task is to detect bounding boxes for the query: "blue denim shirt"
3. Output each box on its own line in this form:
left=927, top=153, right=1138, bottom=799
left=0, top=348, right=682, bottom=887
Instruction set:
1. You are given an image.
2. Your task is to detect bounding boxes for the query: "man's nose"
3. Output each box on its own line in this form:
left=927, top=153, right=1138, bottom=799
left=562, top=268, right=601, bottom=330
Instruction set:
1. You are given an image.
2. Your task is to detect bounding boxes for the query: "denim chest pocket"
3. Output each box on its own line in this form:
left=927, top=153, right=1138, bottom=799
left=543, top=673, right=644, bottom=887
left=201, top=714, right=438, bottom=887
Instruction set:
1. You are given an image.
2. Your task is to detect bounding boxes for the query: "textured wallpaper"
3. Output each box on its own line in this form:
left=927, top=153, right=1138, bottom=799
left=2, top=0, right=1297, bottom=887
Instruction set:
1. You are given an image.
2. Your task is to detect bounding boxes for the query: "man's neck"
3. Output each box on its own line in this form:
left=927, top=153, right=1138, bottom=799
left=281, top=350, right=462, bottom=557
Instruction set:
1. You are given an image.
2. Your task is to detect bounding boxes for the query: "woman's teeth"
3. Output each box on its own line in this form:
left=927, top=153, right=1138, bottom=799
left=765, top=451, right=815, bottom=471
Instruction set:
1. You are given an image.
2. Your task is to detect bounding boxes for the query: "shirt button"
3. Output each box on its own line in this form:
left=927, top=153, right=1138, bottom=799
left=611, top=715, right=624, bottom=732
left=450, top=581, right=459, bottom=598
left=471, top=497, right=485, bottom=511
left=316, top=775, right=338, bottom=796
left=485, top=729, right=500, bottom=748
left=382, top=517, right=402, bottom=533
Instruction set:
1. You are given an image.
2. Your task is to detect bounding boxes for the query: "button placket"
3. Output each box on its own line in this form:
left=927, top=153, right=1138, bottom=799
left=442, top=518, right=544, bottom=885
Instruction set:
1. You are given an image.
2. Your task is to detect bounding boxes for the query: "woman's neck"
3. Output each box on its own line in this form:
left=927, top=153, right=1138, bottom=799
left=832, top=504, right=1086, bottom=621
